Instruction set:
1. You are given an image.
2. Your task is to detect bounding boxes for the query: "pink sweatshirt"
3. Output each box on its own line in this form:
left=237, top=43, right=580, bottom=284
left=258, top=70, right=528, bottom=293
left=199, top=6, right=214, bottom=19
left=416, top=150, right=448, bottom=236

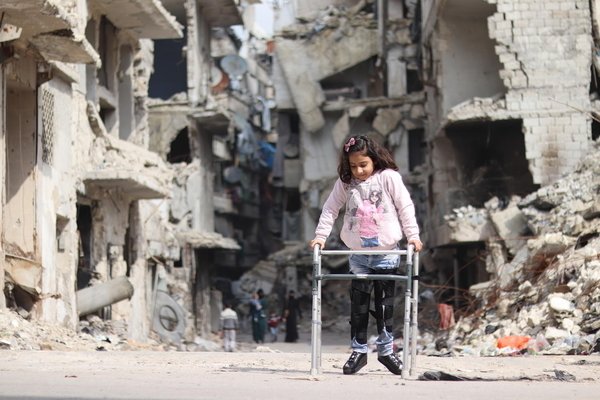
left=314, top=169, right=420, bottom=250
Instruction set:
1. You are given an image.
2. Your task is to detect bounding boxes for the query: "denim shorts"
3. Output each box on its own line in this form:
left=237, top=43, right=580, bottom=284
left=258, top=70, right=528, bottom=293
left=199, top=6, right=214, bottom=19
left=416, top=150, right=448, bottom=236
left=348, top=253, right=400, bottom=274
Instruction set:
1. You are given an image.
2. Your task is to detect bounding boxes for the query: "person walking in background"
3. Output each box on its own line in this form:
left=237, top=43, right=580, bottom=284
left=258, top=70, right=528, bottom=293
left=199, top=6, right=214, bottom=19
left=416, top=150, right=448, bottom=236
left=249, top=289, right=267, bottom=344
left=282, top=290, right=302, bottom=343
left=267, top=311, right=281, bottom=342
left=309, top=135, right=423, bottom=376
left=220, top=301, right=239, bottom=352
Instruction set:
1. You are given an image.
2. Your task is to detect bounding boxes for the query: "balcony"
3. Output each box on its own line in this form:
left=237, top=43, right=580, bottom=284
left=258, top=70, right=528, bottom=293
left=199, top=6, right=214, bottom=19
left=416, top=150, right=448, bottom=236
left=90, top=0, right=182, bottom=39
left=197, top=0, right=242, bottom=27
left=1, top=0, right=99, bottom=64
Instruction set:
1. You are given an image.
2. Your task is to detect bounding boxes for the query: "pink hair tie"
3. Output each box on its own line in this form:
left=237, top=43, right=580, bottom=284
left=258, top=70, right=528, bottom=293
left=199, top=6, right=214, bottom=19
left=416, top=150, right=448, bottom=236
left=344, top=137, right=356, bottom=152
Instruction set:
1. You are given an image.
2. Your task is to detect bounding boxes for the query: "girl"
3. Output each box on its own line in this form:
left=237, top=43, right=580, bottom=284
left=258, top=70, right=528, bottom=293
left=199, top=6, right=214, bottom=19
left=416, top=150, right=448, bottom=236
left=309, top=135, right=423, bottom=375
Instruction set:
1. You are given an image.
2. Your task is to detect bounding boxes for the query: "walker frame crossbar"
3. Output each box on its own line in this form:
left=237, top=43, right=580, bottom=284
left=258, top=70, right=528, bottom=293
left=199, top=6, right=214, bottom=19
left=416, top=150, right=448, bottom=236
left=310, top=246, right=420, bottom=378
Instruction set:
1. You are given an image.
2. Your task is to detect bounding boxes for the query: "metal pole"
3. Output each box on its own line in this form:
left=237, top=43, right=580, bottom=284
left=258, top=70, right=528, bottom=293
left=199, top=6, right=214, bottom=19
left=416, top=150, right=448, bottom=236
left=310, top=245, right=322, bottom=375
left=410, top=251, right=420, bottom=377
left=317, top=247, right=323, bottom=373
left=401, top=245, right=413, bottom=379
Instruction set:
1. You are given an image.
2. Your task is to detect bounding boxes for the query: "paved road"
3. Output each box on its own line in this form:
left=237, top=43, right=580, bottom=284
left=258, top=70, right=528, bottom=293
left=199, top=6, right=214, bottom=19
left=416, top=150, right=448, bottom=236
left=1, top=336, right=599, bottom=400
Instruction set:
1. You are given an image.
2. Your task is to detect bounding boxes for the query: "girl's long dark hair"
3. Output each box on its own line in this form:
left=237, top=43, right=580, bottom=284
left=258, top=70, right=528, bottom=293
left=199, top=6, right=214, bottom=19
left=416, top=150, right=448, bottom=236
left=338, top=135, right=398, bottom=183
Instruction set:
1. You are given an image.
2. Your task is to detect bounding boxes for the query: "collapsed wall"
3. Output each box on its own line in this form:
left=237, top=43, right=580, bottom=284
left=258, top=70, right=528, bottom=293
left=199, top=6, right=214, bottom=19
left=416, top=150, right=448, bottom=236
left=424, top=142, right=600, bottom=356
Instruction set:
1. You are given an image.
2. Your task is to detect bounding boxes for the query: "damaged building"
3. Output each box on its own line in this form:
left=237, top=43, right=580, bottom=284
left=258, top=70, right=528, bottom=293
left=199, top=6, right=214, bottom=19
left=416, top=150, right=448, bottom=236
left=1, top=0, right=599, bottom=354
left=147, top=0, right=282, bottom=342
left=418, top=0, right=594, bottom=309
left=0, top=0, right=283, bottom=349
left=0, top=0, right=187, bottom=343
left=270, top=0, right=599, bottom=351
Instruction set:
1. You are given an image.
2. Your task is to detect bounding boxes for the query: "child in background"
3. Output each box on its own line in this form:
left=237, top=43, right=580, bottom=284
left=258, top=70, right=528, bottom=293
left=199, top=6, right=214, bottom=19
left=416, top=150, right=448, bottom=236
left=267, top=312, right=281, bottom=342
left=219, top=301, right=239, bottom=352
left=309, top=135, right=423, bottom=375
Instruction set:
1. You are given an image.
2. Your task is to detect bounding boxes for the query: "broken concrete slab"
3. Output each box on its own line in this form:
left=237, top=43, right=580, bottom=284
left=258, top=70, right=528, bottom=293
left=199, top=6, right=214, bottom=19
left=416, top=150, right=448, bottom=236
left=372, top=108, right=402, bottom=136
left=176, top=230, right=240, bottom=250
left=30, top=31, right=100, bottom=66
left=276, top=24, right=378, bottom=132
left=487, top=198, right=528, bottom=256
left=90, top=0, right=183, bottom=39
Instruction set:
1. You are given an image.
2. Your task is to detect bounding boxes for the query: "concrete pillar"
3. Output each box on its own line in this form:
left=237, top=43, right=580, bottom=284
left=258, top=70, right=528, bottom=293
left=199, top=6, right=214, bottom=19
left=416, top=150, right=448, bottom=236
left=76, top=276, right=134, bottom=316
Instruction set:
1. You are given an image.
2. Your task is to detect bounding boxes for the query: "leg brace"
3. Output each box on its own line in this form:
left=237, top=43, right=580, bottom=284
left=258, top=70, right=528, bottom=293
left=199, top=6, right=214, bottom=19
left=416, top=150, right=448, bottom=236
left=350, top=280, right=372, bottom=344
left=373, top=280, right=396, bottom=334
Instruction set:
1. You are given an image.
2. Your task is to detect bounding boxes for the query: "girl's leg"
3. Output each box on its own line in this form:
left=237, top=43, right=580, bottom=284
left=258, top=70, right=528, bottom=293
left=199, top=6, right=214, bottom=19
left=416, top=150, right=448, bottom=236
left=373, top=279, right=396, bottom=356
left=349, top=279, right=372, bottom=352
left=344, top=279, right=372, bottom=374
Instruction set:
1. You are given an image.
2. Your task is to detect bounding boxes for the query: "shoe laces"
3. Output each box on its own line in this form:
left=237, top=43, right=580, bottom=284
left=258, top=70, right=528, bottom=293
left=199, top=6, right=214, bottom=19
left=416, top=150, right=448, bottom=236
left=349, top=352, right=361, bottom=362
left=389, top=353, right=401, bottom=364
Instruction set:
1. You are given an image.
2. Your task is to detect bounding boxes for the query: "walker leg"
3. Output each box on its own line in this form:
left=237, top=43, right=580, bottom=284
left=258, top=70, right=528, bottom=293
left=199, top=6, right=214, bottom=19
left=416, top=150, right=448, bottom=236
left=310, top=246, right=322, bottom=375
left=401, top=287, right=411, bottom=379
left=410, top=252, right=420, bottom=377
left=402, top=246, right=414, bottom=379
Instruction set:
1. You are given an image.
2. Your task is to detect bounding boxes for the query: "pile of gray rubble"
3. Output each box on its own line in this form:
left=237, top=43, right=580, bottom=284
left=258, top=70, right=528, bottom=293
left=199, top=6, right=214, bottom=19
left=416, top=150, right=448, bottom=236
left=424, top=142, right=600, bottom=356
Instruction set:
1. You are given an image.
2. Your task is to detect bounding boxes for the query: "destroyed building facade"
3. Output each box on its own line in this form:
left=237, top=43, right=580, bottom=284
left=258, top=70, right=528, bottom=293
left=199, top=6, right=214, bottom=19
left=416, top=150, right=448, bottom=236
left=1, top=0, right=598, bottom=350
left=0, top=0, right=184, bottom=341
left=0, top=0, right=269, bottom=342
left=271, top=0, right=597, bottom=313
left=147, top=0, right=281, bottom=342
left=419, top=0, right=595, bottom=308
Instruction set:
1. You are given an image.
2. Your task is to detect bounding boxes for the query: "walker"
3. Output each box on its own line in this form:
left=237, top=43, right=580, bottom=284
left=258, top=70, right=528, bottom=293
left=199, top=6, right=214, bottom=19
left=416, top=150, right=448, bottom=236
left=310, top=245, right=420, bottom=378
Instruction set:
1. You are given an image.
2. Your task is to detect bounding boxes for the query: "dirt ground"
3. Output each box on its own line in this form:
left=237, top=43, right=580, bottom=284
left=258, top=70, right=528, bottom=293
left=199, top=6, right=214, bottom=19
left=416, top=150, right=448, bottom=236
left=1, top=329, right=599, bottom=400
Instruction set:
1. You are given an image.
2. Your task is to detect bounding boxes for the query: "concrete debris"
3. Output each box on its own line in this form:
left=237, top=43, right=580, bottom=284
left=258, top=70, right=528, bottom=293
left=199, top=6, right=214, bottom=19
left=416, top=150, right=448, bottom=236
left=422, top=143, right=600, bottom=357
left=372, top=108, right=403, bottom=136
left=278, top=4, right=377, bottom=40
left=0, top=309, right=165, bottom=351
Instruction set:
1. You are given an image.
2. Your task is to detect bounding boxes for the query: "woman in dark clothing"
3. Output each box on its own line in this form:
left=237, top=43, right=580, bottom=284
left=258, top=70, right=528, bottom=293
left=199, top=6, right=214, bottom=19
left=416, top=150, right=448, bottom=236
left=283, top=290, right=302, bottom=343
left=249, top=289, right=267, bottom=343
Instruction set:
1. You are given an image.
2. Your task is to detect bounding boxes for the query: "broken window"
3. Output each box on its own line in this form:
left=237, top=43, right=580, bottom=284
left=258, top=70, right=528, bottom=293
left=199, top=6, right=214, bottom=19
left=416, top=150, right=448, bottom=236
left=99, top=98, right=117, bottom=133
left=320, top=58, right=382, bottom=101
left=76, top=204, right=93, bottom=290
left=445, top=119, right=536, bottom=207
left=167, top=128, right=192, bottom=163
left=406, top=68, right=423, bottom=93
left=590, top=64, right=600, bottom=98
left=98, top=16, right=117, bottom=91
left=149, top=30, right=188, bottom=100
left=408, top=128, right=426, bottom=171
left=593, top=119, right=600, bottom=141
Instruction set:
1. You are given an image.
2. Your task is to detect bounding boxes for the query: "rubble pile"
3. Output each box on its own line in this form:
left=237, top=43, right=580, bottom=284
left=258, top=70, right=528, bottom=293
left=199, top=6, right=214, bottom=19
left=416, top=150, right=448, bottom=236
left=278, top=1, right=378, bottom=40
left=425, top=142, right=600, bottom=356
left=0, top=310, right=168, bottom=351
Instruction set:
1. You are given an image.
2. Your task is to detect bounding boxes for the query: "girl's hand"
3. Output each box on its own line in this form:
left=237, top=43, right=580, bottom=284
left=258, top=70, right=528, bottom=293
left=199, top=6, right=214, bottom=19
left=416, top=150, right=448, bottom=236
left=309, top=238, right=325, bottom=249
left=408, top=238, right=423, bottom=252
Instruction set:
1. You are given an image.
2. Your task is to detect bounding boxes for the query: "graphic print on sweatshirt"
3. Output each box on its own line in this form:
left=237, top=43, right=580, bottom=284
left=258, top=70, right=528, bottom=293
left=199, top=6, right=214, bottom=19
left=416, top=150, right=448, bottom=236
left=347, top=182, right=390, bottom=248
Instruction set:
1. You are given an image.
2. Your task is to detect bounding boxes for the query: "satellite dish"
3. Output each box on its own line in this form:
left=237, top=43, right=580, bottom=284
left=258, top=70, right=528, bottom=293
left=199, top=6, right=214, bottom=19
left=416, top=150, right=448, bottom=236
left=220, top=55, right=247, bottom=91
left=220, top=54, right=248, bottom=76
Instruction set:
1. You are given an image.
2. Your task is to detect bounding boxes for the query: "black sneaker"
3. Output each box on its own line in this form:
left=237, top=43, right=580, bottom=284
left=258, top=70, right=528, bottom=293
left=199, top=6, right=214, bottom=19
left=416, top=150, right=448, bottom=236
left=343, top=351, right=367, bottom=375
left=378, top=353, right=403, bottom=375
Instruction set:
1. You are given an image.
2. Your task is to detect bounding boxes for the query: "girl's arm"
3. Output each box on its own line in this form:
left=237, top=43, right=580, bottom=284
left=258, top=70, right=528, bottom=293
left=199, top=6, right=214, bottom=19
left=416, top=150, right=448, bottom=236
left=383, top=170, right=420, bottom=242
left=311, top=179, right=347, bottom=247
